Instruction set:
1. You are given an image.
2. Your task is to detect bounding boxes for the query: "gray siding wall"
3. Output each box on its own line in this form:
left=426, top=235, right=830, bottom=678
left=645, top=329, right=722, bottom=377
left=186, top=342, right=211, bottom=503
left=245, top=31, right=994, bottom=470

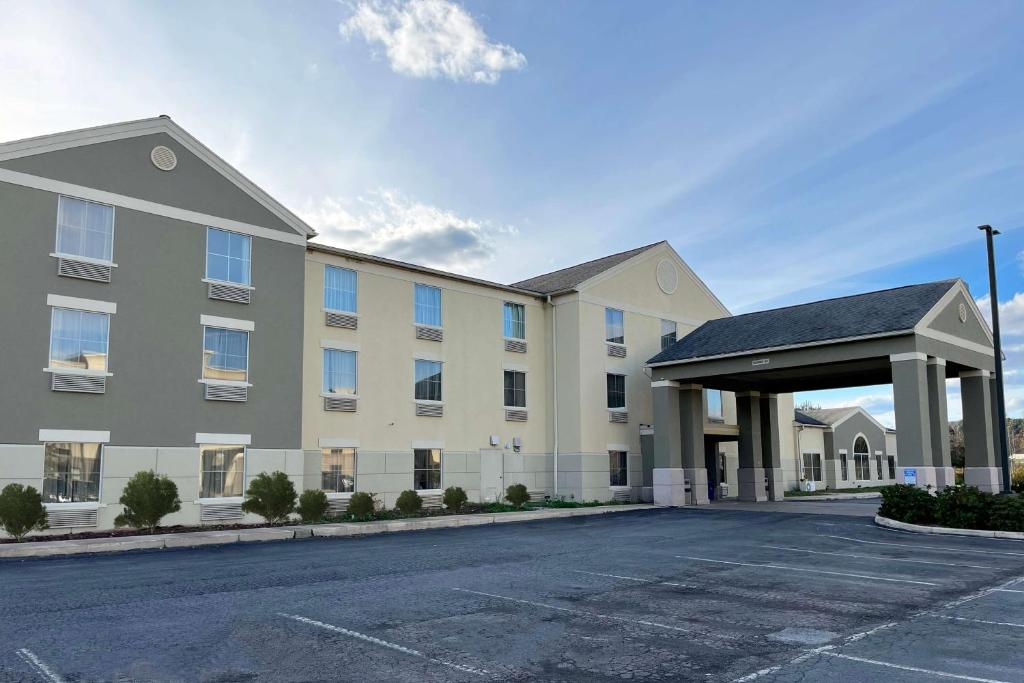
left=0, top=181, right=304, bottom=448
left=832, top=413, right=889, bottom=459
left=927, top=291, right=993, bottom=348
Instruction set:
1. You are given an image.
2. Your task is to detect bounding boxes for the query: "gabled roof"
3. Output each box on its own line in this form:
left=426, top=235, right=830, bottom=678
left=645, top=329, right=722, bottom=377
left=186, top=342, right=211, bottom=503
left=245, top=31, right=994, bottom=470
left=649, top=279, right=959, bottom=365
left=794, top=410, right=830, bottom=426
left=795, top=406, right=891, bottom=433
left=510, top=242, right=664, bottom=294
left=0, top=116, right=315, bottom=239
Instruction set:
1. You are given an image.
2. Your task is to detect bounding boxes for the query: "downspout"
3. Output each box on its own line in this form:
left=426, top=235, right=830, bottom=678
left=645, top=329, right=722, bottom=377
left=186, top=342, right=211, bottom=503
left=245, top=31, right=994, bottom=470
left=548, top=294, right=559, bottom=497
left=793, top=425, right=804, bottom=488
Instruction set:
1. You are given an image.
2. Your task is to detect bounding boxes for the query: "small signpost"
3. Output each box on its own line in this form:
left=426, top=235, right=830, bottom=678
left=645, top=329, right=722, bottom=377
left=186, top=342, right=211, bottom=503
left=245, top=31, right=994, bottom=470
left=903, top=468, right=917, bottom=485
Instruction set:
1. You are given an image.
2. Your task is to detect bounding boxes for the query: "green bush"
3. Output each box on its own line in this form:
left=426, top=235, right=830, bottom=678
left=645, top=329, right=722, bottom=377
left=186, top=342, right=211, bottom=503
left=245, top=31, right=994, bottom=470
left=878, top=484, right=936, bottom=524
left=241, top=471, right=297, bottom=523
left=0, top=484, right=48, bottom=541
left=505, top=483, right=530, bottom=509
left=935, top=486, right=993, bottom=530
left=990, top=494, right=1024, bottom=532
left=114, top=471, right=181, bottom=532
left=443, top=486, right=468, bottom=513
left=347, top=491, right=376, bottom=519
left=296, top=489, right=330, bottom=523
left=1011, top=466, right=1024, bottom=494
left=396, top=490, right=423, bottom=515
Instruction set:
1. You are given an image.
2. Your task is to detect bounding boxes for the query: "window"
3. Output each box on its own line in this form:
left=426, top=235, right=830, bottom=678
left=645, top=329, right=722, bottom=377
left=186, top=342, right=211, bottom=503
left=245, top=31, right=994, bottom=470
left=887, top=455, right=897, bottom=479
left=56, top=196, right=114, bottom=262
left=49, top=308, right=110, bottom=372
left=609, top=451, right=628, bottom=487
left=504, top=370, right=526, bottom=408
left=503, top=302, right=525, bottom=339
left=414, top=448, right=442, bottom=490
left=42, top=442, right=101, bottom=503
left=854, top=436, right=870, bottom=479
left=322, top=448, right=356, bottom=493
left=206, top=228, right=251, bottom=286
left=605, top=308, right=624, bottom=344
left=660, top=319, right=677, bottom=351
left=875, top=454, right=884, bottom=480
left=802, top=453, right=822, bottom=482
left=324, top=266, right=357, bottom=313
left=718, top=453, right=727, bottom=484
left=840, top=453, right=849, bottom=480
left=607, top=373, right=626, bottom=409
left=199, top=444, right=245, bottom=498
left=323, top=349, right=357, bottom=395
left=414, top=360, right=442, bottom=401
left=706, top=389, right=724, bottom=421
left=203, top=327, right=249, bottom=382
left=414, top=284, right=442, bottom=326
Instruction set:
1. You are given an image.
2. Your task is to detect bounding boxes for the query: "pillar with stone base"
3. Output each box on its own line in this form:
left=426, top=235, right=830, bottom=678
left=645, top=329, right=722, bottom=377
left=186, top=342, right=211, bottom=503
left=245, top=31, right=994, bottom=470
left=737, top=391, right=767, bottom=502
left=926, top=358, right=955, bottom=489
left=680, top=385, right=710, bottom=504
left=891, top=353, right=937, bottom=489
left=961, top=370, right=1001, bottom=493
left=651, top=381, right=709, bottom=506
left=759, top=393, right=785, bottom=501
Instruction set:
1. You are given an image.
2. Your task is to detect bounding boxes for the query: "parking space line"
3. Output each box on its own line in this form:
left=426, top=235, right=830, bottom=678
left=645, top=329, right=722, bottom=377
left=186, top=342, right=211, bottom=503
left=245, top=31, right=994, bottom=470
left=15, top=649, right=65, bottom=683
left=278, top=613, right=489, bottom=676
left=759, top=544, right=992, bottom=569
left=677, top=556, right=940, bottom=586
left=817, top=651, right=1011, bottom=682
left=994, top=589, right=1024, bottom=594
left=825, top=535, right=1024, bottom=557
left=572, top=569, right=699, bottom=589
left=930, top=614, right=1024, bottom=629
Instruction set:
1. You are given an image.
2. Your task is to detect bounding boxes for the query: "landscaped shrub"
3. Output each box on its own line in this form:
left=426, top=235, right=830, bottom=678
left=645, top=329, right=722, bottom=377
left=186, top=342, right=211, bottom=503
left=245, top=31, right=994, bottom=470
left=443, top=486, right=468, bottom=513
left=114, top=470, right=181, bottom=532
left=347, top=491, right=376, bottom=519
left=505, top=483, right=530, bottom=509
left=878, top=484, right=936, bottom=525
left=0, top=484, right=48, bottom=541
left=241, top=471, right=297, bottom=524
left=296, top=489, right=330, bottom=523
left=990, top=494, right=1024, bottom=532
left=396, top=490, right=423, bottom=514
left=1012, top=466, right=1024, bottom=494
left=934, top=486, right=993, bottom=530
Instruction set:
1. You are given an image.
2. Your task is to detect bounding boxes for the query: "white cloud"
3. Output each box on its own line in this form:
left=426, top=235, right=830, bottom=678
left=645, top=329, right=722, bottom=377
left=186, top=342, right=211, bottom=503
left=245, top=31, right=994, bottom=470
left=302, top=189, right=515, bottom=273
left=975, top=292, right=1024, bottom=336
left=341, top=0, right=526, bottom=84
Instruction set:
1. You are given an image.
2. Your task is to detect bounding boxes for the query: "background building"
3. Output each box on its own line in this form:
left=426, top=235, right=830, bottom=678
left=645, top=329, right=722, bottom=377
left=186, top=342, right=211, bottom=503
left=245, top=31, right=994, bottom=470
left=793, top=407, right=898, bottom=490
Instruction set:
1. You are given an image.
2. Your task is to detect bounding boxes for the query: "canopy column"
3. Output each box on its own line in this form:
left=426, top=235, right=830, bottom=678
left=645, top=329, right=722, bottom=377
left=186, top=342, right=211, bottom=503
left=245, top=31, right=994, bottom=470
left=891, top=353, right=936, bottom=489
left=737, top=391, right=767, bottom=502
left=652, top=381, right=708, bottom=505
left=926, top=358, right=954, bottom=489
left=961, top=370, right=1000, bottom=493
left=759, top=394, right=784, bottom=501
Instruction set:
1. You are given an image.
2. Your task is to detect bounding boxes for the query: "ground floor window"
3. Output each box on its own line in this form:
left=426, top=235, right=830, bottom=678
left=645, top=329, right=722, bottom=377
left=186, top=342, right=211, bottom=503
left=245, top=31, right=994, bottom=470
left=609, top=451, right=628, bottom=486
left=718, top=452, right=727, bottom=484
left=887, top=455, right=897, bottom=480
left=840, top=453, right=849, bottom=480
left=414, top=448, right=442, bottom=490
left=43, top=442, right=102, bottom=503
left=322, top=448, right=356, bottom=493
left=801, top=452, right=822, bottom=482
left=854, top=453, right=870, bottom=480
left=875, top=454, right=884, bottom=480
left=200, top=444, right=245, bottom=498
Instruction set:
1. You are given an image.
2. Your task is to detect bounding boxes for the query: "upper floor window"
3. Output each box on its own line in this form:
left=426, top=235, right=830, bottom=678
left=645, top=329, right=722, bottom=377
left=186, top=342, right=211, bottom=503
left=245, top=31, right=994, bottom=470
left=607, top=373, right=626, bottom=409
left=706, top=389, right=724, bottom=421
left=56, top=196, right=114, bottom=262
left=504, top=370, right=526, bottom=408
left=503, top=302, right=525, bottom=339
left=50, top=308, right=110, bottom=372
left=202, top=327, right=249, bottom=382
left=605, top=308, right=624, bottom=344
left=414, top=359, right=442, bottom=401
left=200, top=444, right=245, bottom=498
left=43, top=442, right=102, bottom=503
left=660, top=319, right=677, bottom=351
left=323, top=349, right=357, bottom=395
left=206, top=228, right=251, bottom=286
left=324, top=266, right=357, bottom=313
left=322, top=448, right=356, bottom=493
left=414, top=284, right=442, bottom=326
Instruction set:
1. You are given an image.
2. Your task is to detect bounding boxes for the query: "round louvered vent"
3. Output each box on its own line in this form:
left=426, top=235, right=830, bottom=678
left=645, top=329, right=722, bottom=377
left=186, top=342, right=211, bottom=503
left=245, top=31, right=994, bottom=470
left=656, top=259, right=678, bottom=294
left=150, top=145, right=178, bottom=171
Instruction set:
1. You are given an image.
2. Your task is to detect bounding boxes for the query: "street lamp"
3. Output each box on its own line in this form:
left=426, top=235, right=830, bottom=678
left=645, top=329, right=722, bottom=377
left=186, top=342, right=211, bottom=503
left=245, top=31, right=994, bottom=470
left=979, top=225, right=1012, bottom=493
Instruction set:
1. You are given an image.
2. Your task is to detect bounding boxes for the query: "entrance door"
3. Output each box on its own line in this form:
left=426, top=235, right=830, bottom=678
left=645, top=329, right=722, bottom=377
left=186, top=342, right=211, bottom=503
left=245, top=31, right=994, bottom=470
left=480, top=449, right=504, bottom=502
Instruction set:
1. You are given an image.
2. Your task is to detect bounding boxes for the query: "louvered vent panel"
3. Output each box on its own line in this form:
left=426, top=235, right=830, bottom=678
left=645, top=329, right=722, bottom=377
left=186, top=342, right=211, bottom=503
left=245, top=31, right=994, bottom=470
left=205, top=384, right=248, bottom=401
left=325, top=312, right=358, bottom=329
left=607, top=344, right=627, bottom=358
left=505, top=409, right=528, bottom=422
left=421, top=493, right=443, bottom=509
left=200, top=502, right=243, bottom=522
left=208, top=282, right=251, bottom=304
left=324, top=396, right=357, bottom=412
left=46, top=507, right=99, bottom=529
left=609, top=410, right=629, bottom=424
left=58, top=257, right=111, bottom=283
left=527, top=489, right=548, bottom=502
left=504, top=339, right=527, bottom=353
left=415, top=326, right=443, bottom=342
left=415, top=403, right=443, bottom=417
left=327, top=496, right=353, bottom=516
left=612, top=489, right=632, bottom=502
left=52, top=373, right=105, bottom=394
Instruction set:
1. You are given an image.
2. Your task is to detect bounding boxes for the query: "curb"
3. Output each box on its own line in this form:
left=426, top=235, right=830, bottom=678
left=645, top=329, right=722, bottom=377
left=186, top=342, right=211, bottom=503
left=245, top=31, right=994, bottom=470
left=787, top=492, right=882, bottom=502
left=0, top=504, right=656, bottom=559
left=874, top=514, right=1024, bottom=540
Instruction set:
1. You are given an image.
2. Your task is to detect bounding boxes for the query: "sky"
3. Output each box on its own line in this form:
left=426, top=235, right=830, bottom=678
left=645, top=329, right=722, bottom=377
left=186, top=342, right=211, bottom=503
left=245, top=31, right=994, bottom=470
left=3, top=0, right=1024, bottom=426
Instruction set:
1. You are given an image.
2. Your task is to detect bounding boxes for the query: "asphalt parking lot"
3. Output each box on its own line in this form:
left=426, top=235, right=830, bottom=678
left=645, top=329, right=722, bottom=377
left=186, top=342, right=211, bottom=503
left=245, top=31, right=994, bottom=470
left=2, top=503, right=1023, bottom=682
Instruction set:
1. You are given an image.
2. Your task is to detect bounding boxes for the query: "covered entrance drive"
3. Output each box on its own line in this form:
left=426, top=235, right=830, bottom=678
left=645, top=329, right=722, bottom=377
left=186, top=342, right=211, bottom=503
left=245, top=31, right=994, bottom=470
left=645, top=279, right=999, bottom=505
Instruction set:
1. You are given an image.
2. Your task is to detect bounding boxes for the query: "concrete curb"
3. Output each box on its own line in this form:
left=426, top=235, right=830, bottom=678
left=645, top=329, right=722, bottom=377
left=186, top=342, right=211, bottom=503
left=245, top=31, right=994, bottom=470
left=0, top=504, right=657, bottom=559
left=874, top=514, right=1024, bottom=540
left=787, top=492, right=882, bottom=501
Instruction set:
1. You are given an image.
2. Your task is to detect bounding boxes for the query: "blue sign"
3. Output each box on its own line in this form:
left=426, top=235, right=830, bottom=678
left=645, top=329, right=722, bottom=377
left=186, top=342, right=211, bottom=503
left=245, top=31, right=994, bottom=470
left=903, top=468, right=917, bottom=485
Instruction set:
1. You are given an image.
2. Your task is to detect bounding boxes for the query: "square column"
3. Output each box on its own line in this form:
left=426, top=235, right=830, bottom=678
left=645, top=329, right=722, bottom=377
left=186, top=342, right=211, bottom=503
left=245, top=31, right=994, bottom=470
left=891, top=353, right=936, bottom=489
left=651, top=381, right=708, bottom=506
left=961, top=370, right=1000, bottom=493
left=737, top=391, right=767, bottom=501
left=680, top=385, right=709, bottom=505
left=759, top=394, right=785, bottom=501
left=926, top=358, right=954, bottom=489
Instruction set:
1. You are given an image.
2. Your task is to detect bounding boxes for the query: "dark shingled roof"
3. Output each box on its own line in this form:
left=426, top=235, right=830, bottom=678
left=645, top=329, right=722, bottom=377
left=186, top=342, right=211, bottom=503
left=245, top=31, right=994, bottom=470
left=794, top=410, right=830, bottom=426
left=648, top=279, right=958, bottom=365
left=511, top=242, right=664, bottom=294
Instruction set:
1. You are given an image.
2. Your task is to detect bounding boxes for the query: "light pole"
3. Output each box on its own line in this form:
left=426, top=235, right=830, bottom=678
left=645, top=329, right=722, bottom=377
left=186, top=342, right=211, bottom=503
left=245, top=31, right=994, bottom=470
left=979, top=225, right=1012, bottom=493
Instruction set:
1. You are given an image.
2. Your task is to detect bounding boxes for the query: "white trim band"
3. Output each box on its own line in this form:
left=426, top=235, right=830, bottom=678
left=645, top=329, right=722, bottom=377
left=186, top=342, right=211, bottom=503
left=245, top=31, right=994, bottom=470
left=39, top=429, right=110, bottom=443
left=960, top=369, right=991, bottom=378
left=927, top=357, right=947, bottom=366
left=607, top=443, right=631, bottom=453
left=47, top=294, right=116, bottom=315
left=651, top=380, right=681, bottom=389
left=196, top=432, right=251, bottom=445
left=503, top=363, right=529, bottom=373
left=412, top=440, right=444, bottom=449
left=321, top=339, right=360, bottom=352
left=319, top=437, right=359, bottom=448
left=200, top=314, right=254, bottom=332
left=890, top=352, right=927, bottom=362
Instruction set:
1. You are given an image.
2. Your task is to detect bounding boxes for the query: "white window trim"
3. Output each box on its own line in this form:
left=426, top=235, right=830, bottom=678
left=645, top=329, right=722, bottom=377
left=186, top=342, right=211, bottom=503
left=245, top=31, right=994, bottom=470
left=196, top=441, right=247, bottom=502
left=413, top=283, right=443, bottom=328
left=413, top=358, right=443, bottom=403
left=198, top=378, right=252, bottom=387
left=205, top=227, right=253, bottom=288
left=503, top=301, right=526, bottom=340
left=413, top=446, right=443, bottom=493
left=200, top=326, right=251, bottom=386
left=40, top=440, right=106, bottom=506
left=321, top=339, right=360, bottom=352
left=319, top=437, right=360, bottom=449
left=46, top=304, right=113, bottom=376
left=413, top=398, right=444, bottom=406
left=196, top=432, right=251, bottom=446
left=605, top=307, right=625, bottom=344
left=322, top=347, right=358, bottom=395
left=503, top=363, right=529, bottom=373
left=607, top=372, right=627, bottom=411
left=47, top=294, right=117, bottom=315
left=412, top=322, right=444, bottom=331
left=200, top=314, right=254, bottom=332
left=503, top=368, right=527, bottom=410
left=50, top=252, right=118, bottom=268
left=201, top=277, right=254, bottom=291
left=39, top=429, right=110, bottom=443
left=323, top=265, right=358, bottom=314
left=53, top=195, right=117, bottom=265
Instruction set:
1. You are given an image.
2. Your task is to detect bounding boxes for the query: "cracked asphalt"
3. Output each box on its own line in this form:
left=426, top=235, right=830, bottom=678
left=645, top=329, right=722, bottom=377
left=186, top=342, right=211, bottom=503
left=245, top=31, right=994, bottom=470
left=2, top=503, right=1023, bottom=682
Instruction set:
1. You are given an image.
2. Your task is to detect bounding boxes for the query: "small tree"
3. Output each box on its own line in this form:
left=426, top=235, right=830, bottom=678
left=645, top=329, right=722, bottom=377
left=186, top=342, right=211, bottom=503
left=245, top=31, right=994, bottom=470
left=347, top=491, right=376, bottom=519
left=115, top=471, right=181, bottom=532
left=0, top=484, right=48, bottom=541
left=241, top=471, right=297, bottom=524
left=505, top=483, right=530, bottom=509
left=296, top=489, right=330, bottom=523
left=443, top=486, right=468, bottom=513
left=396, top=490, right=423, bottom=515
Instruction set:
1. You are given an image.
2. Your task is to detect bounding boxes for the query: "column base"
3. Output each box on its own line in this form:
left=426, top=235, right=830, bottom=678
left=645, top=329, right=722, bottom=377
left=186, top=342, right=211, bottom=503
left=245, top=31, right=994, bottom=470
left=765, top=467, right=785, bottom=501
left=964, top=467, right=1001, bottom=493
left=684, top=467, right=710, bottom=505
left=899, top=465, right=937, bottom=490
left=934, top=467, right=957, bottom=490
left=738, top=467, right=767, bottom=502
left=653, top=468, right=688, bottom=507
left=640, top=486, right=654, bottom=503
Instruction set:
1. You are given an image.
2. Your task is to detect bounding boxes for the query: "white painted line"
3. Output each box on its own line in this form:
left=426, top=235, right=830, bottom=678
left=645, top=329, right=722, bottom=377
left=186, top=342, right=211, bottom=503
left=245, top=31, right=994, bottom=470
left=826, top=535, right=1024, bottom=557
left=677, top=556, right=940, bottom=586
left=573, top=569, right=699, bottom=589
left=15, top=649, right=65, bottom=683
left=732, top=646, right=834, bottom=682
left=818, top=650, right=1012, bottom=682
left=931, top=614, right=1024, bottom=629
left=760, top=544, right=993, bottom=569
left=993, top=588, right=1024, bottom=594
left=279, top=613, right=488, bottom=676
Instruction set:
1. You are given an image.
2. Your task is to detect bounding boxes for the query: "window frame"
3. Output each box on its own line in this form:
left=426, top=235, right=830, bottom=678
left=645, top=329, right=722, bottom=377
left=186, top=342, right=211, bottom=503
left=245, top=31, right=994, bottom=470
left=201, top=326, right=251, bottom=385
left=660, top=319, right=677, bottom=351
left=503, top=301, right=526, bottom=340
left=853, top=436, right=871, bottom=480
left=801, top=452, right=822, bottom=482
left=323, top=265, right=358, bottom=314
left=204, top=227, right=253, bottom=288
left=413, top=359, right=443, bottom=402
left=413, top=283, right=443, bottom=328
left=53, top=195, right=116, bottom=265
left=839, top=451, right=849, bottom=480
left=322, top=348, right=358, bottom=396
left=875, top=453, right=884, bottom=480
left=706, top=389, right=724, bottom=422
left=413, top=448, right=443, bottom=491
left=48, top=307, right=112, bottom=375
left=198, top=444, right=247, bottom=500
left=321, top=447, right=357, bottom=494
left=609, top=450, right=628, bottom=487
left=503, top=369, right=527, bottom=409
left=42, top=442, right=103, bottom=505
left=887, top=455, right=897, bottom=479
left=606, top=373, right=627, bottom=410
left=605, top=307, right=625, bottom=345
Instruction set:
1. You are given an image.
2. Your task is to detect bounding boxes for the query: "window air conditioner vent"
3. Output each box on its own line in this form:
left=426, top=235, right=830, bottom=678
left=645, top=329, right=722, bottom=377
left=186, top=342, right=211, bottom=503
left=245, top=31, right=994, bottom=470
left=208, top=282, right=251, bottom=304
left=205, top=384, right=248, bottom=402
left=58, top=257, right=111, bottom=283
left=45, top=507, right=99, bottom=529
left=607, top=344, right=626, bottom=358
left=504, top=339, right=527, bottom=353
left=200, top=502, right=243, bottom=522
left=324, top=396, right=357, bottom=412
left=325, top=312, right=358, bottom=329
left=415, top=326, right=443, bottom=342
left=609, top=410, right=629, bottom=424
left=505, top=409, right=528, bottom=422
left=52, top=373, right=106, bottom=394
left=415, top=403, right=443, bottom=417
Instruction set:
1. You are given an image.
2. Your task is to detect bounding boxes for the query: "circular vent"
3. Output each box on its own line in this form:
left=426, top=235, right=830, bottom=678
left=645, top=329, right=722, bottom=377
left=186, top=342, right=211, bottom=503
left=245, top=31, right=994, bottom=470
left=150, top=145, right=178, bottom=171
left=656, top=259, right=678, bottom=294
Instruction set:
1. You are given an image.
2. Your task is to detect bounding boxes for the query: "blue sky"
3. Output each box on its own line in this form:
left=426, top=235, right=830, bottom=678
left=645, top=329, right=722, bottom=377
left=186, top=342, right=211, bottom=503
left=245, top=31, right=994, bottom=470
left=3, top=0, right=1024, bottom=424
